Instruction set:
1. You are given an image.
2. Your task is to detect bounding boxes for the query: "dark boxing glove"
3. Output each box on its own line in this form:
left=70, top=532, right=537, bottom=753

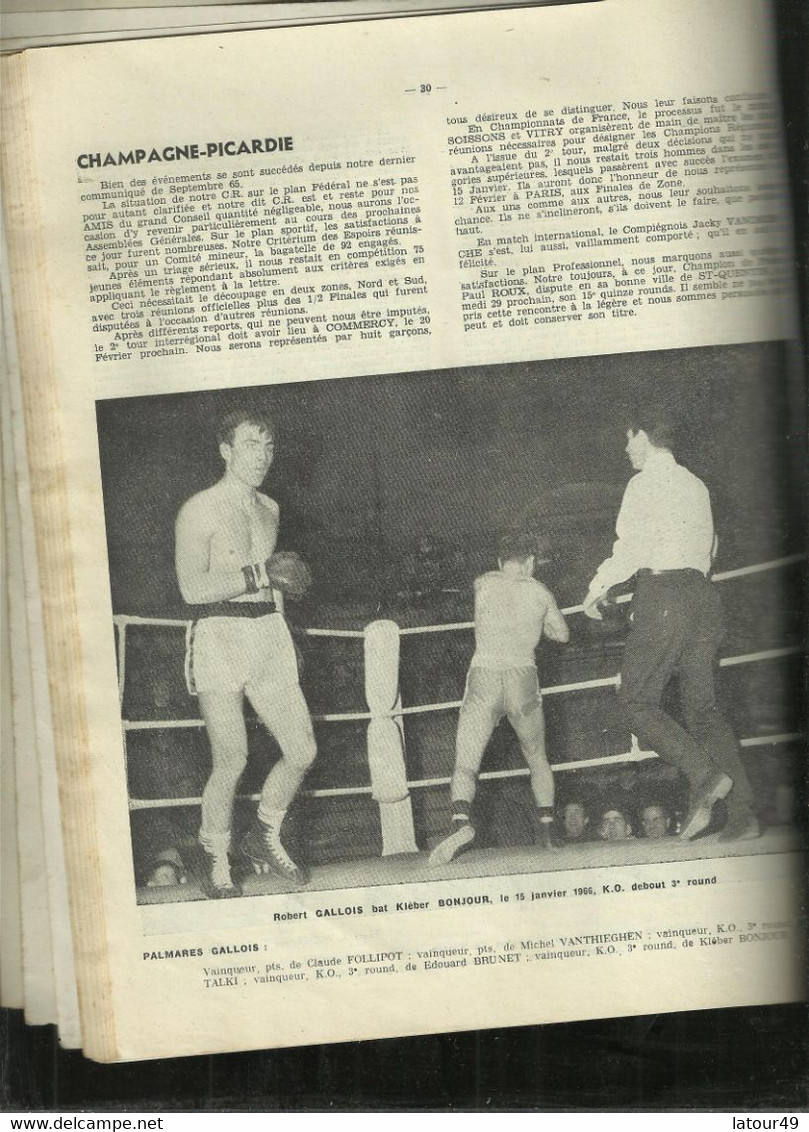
left=255, top=551, right=312, bottom=600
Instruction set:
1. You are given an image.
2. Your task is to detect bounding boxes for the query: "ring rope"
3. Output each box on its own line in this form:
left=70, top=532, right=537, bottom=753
left=111, top=553, right=805, bottom=637
left=397, top=553, right=805, bottom=630
left=113, top=613, right=366, bottom=638
left=116, top=554, right=804, bottom=828
left=120, top=644, right=802, bottom=731
left=127, top=731, right=804, bottom=811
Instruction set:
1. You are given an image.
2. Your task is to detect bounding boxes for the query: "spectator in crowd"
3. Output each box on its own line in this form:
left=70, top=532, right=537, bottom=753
left=559, top=799, right=592, bottom=843
left=640, top=802, right=673, bottom=840
left=597, top=805, right=635, bottom=842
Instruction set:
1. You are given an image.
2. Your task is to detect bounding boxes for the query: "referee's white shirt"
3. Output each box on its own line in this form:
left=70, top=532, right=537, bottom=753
left=586, top=448, right=716, bottom=604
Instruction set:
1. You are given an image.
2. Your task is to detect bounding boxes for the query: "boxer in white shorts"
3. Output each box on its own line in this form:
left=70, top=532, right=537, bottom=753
left=176, top=407, right=315, bottom=897
left=429, top=533, right=569, bottom=866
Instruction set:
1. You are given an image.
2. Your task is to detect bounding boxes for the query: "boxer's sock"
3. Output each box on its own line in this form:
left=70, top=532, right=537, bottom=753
left=451, top=800, right=472, bottom=826
left=534, top=806, right=561, bottom=850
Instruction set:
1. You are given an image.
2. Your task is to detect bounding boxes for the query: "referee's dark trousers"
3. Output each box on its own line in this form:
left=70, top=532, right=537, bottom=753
left=618, top=569, right=753, bottom=807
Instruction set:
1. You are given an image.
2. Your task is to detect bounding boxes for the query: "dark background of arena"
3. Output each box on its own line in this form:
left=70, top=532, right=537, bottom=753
left=99, top=340, right=805, bottom=878
left=96, top=342, right=800, bottom=622
left=2, top=0, right=806, bottom=1111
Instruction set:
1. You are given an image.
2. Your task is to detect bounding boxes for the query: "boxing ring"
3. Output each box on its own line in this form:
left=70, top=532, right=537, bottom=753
left=116, top=553, right=804, bottom=894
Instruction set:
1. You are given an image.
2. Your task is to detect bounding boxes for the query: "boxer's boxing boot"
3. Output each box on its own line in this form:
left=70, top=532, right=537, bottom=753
left=679, top=771, right=733, bottom=841
left=242, top=816, right=310, bottom=887
left=718, top=803, right=760, bottom=842
left=199, top=834, right=241, bottom=899
left=429, top=802, right=475, bottom=866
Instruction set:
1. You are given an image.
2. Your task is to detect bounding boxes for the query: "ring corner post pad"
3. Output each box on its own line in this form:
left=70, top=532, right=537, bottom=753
left=364, top=619, right=418, bottom=856
left=378, top=797, right=420, bottom=859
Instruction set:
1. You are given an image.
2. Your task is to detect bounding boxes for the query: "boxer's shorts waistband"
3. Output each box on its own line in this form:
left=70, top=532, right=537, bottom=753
left=190, top=601, right=277, bottom=620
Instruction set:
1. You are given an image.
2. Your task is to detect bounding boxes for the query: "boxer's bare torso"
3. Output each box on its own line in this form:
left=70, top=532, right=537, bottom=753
left=175, top=420, right=280, bottom=606
left=176, top=482, right=279, bottom=606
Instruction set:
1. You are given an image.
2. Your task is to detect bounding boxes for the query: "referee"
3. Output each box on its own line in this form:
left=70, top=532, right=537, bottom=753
left=582, top=408, right=759, bottom=843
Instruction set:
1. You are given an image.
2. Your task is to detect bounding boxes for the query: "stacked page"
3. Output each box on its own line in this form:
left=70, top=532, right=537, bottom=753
left=1, top=0, right=804, bottom=1061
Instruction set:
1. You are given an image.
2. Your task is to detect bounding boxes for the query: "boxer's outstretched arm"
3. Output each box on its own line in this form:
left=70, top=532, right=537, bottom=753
left=585, top=475, right=647, bottom=603
left=543, top=594, right=569, bottom=643
left=175, top=498, right=254, bottom=604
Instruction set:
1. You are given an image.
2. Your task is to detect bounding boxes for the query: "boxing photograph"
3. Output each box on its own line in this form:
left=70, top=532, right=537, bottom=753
left=95, top=339, right=805, bottom=907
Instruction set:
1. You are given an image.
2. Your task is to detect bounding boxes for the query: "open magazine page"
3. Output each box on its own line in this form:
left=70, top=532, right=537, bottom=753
left=3, top=0, right=803, bottom=1061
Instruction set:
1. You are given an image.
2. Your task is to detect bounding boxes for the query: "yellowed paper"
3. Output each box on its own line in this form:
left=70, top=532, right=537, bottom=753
left=0, top=407, right=25, bottom=1012
left=2, top=380, right=57, bottom=1028
left=2, top=0, right=803, bottom=1061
